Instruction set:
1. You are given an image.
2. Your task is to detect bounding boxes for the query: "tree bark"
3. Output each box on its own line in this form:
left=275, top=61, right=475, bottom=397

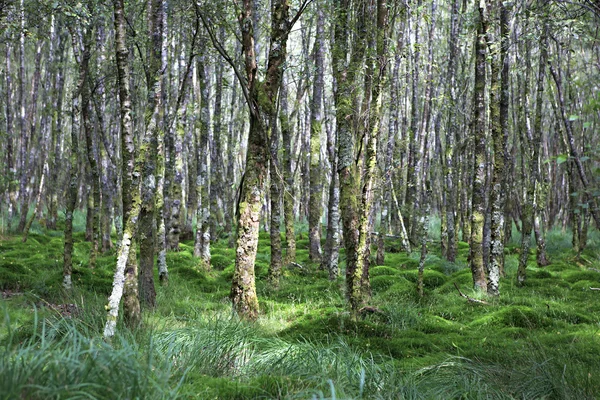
left=469, top=5, right=488, bottom=293
left=486, top=0, right=509, bottom=295
left=194, top=60, right=211, bottom=268
left=308, top=4, right=325, bottom=263
left=200, top=0, right=296, bottom=319
left=138, top=0, right=165, bottom=309
left=280, top=77, right=296, bottom=264
left=104, top=0, right=142, bottom=337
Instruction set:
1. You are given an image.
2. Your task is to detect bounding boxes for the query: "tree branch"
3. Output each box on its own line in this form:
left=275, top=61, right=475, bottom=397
left=195, top=1, right=252, bottom=111
left=454, top=283, right=490, bottom=305
left=290, top=0, right=314, bottom=30
left=166, top=10, right=201, bottom=136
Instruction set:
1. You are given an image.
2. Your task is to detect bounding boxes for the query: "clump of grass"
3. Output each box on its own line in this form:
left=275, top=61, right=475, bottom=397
left=1, top=317, right=184, bottom=399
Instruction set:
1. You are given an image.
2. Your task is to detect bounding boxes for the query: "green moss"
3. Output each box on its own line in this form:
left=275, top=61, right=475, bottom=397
left=563, top=270, right=600, bottom=283
left=210, top=254, right=231, bottom=270
left=418, top=315, right=463, bottom=334
left=570, top=280, right=599, bottom=291
left=498, top=327, right=529, bottom=339
left=546, top=262, right=579, bottom=272
left=221, top=265, right=235, bottom=281
left=529, top=269, right=553, bottom=279
left=470, top=306, right=552, bottom=329
left=370, top=275, right=399, bottom=293
left=457, top=241, right=470, bottom=250
left=370, top=265, right=400, bottom=276
left=374, top=279, right=415, bottom=302
left=399, top=269, right=447, bottom=288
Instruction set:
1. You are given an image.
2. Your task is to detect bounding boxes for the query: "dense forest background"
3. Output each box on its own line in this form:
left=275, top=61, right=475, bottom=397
left=1, top=0, right=600, bottom=398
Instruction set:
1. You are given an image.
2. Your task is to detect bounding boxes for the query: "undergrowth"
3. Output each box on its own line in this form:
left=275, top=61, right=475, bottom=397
left=1, top=214, right=599, bottom=399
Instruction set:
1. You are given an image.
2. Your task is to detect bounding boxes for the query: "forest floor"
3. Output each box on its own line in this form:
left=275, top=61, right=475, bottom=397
left=1, top=217, right=600, bottom=399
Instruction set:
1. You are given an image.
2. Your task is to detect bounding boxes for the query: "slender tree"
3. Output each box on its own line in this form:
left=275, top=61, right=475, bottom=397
left=469, top=1, right=488, bottom=293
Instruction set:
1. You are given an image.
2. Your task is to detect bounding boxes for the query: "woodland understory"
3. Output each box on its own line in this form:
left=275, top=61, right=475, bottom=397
left=1, top=0, right=600, bottom=397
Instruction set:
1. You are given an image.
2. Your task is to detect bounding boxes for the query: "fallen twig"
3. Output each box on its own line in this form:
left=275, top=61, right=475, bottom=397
left=287, top=262, right=305, bottom=270
left=453, top=283, right=490, bottom=305
left=590, top=287, right=600, bottom=291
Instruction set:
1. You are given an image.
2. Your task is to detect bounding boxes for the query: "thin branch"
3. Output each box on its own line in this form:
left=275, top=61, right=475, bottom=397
left=195, top=2, right=252, bottom=111
left=287, top=262, right=305, bottom=270
left=289, top=0, right=314, bottom=30
left=453, top=283, right=490, bottom=305
left=166, top=11, right=201, bottom=135
left=124, top=15, right=148, bottom=83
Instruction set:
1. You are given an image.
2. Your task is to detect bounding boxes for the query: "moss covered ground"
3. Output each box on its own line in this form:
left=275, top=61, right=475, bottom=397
left=1, top=218, right=600, bottom=399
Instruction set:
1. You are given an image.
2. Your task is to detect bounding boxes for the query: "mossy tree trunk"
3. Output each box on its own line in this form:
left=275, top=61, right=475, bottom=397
left=16, top=4, right=33, bottom=234
left=211, top=30, right=226, bottom=239
left=5, top=44, right=19, bottom=226
left=321, top=113, right=340, bottom=279
left=46, top=26, right=66, bottom=232
left=194, top=60, right=211, bottom=268
left=469, top=4, right=488, bottom=293
left=138, top=0, right=165, bottom=309
left=63, top=22, right=93, bottom=290
left=530, top=9, right=549, bottom=268
left=268, top=107, right=283, bottom=287
left=441, top=0, right=459, bottom=263
left=280, top=78, right=296, bottom=265
left=156, top=4, right=169, bottom=284
left=200, top=0, right=298, bottom=320
left=308, top=4, right=325, bottom=264
left=417, top=181, right=431, bottom=297
left=81, top=36, right=100, bottom=270
left=105, top=0, right=143, bottom=337
left=356, top=0, right=389, bottom=305
left=167, top=87, right=188, bottom=251
left=334, top=0, right=388, bottom=311
left=334, top=0, right=364, bottom=311
left=486, top=0, right=509, bottom=295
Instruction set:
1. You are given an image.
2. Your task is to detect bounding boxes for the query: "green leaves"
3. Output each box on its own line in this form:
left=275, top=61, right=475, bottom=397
left=556, top=154, right=568, bottom=165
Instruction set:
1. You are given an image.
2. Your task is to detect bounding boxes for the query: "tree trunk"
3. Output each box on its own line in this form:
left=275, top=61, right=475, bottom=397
left=104, top=0, right=142, bottom=337
left=442, top=0, right=459, bottom=263
left=210, top=27, right=226, bottom=240
left=321, top=114, right=340, bottom=279
left=469, top=6, right=488, bottom=293
left=268, top=106, right=284, bottom=287
left=308, top=4, right=325, bottom=263
left=280, top=77, right=296, bottom=264
left=487, top=0, right=509, bottom=295
left=138, top=0, right=165, bottom=309
left=63, top=24, right=92, bottom=290
left=201, top=0, right=294, bottom=320
left=194, top=60, right=211, bottom=268
left=334, top=0, right=365, bottom=311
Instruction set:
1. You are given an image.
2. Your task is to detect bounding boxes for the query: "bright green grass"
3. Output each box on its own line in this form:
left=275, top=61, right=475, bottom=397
left=1, top=220, right=600, bottom=399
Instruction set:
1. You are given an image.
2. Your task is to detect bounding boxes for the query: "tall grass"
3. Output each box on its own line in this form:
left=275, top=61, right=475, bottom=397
left=1, top=314, right=184, bottom=399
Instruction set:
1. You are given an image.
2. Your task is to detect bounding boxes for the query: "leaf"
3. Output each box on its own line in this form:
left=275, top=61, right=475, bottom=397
left=568, top=114, right=579, bottom=121
left=580, top=156, right=589, bottom=162
left=556, top=155, right=568, bottom=165
left=583, top=122, right=591, bottom=128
